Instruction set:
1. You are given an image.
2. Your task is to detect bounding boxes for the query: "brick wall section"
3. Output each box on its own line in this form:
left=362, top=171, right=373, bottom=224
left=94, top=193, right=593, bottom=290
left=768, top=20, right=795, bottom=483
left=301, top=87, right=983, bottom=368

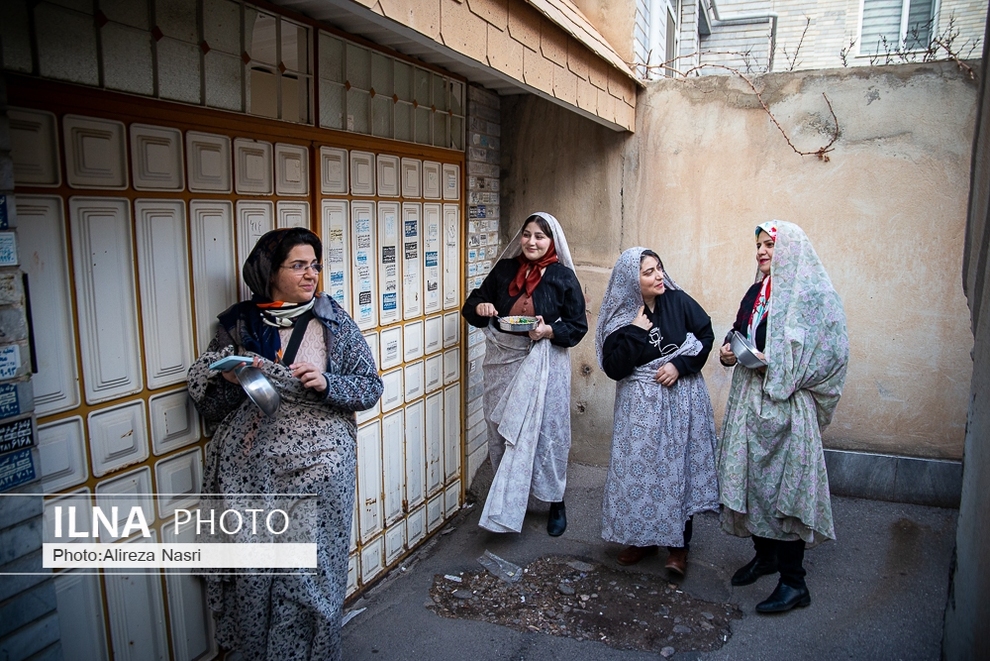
left=361, top=0, right=636, bottom=131
left=464, top=84, right=501, bottom=480
left=0, top=64, right=62, bottom=661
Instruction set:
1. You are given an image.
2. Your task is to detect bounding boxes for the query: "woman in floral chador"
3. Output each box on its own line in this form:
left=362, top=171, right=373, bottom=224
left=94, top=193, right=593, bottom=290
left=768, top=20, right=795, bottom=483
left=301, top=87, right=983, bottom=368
left=597, top=247, right=719, bottom=575
left=462, top=212, right=587, bottom=536
left=188, top=228, right=382, bottom=660
left=718, top=220, right=849, bottom=614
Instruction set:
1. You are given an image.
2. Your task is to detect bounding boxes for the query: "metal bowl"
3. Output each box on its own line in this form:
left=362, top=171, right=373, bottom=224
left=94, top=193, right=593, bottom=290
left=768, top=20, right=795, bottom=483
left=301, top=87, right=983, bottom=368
left=497, top=316, right=538, bottom=332
left=234, top=365, right=281, bottom=416
left=729, top=330, right=768, bottom=369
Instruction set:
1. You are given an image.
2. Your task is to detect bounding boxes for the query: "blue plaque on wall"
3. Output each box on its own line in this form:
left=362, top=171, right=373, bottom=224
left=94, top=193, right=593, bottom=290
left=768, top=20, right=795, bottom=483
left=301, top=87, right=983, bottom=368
left=0, top=447, right=37, bottom=492
left=0, top=382, right=33, bottom=420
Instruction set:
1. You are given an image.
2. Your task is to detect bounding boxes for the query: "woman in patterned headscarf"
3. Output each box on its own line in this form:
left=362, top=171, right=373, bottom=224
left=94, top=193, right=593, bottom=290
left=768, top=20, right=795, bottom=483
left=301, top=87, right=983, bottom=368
left=718, top=220, right=849, bottom=614
left=188, top=227, right=383, bottom=660
left=596, top=247, right=719, bottom=574
left=462, top=212, right=587, bottom=537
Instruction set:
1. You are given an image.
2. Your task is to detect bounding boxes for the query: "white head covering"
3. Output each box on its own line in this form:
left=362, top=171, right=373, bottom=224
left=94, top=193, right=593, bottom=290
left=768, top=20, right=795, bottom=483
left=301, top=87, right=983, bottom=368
left=497, top=212, right=575, bottom=271
left=595, top=247, right=681, bottom=369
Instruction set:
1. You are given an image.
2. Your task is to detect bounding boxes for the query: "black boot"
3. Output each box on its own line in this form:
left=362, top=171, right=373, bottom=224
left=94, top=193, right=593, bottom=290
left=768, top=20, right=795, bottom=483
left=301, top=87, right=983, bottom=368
left=731, top=536, right=779, bottom=586
left=756, top=540, right=810, bottom=614
left=547, top=501, right=566, bottom=537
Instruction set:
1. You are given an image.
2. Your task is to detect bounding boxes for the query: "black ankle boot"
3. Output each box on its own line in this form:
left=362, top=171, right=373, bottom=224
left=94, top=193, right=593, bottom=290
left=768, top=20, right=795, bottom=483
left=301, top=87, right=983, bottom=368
left=755, top=580, right=811, bottom=613
left=547, top=501, right=566, bottom=537
left=731, top=554, right=779, bottom=586
left=731, top=536, right=778, bottom=586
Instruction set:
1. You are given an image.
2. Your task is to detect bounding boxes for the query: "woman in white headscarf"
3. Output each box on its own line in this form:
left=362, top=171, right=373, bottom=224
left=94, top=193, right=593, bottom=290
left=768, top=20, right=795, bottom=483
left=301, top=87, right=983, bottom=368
left=462, top=212, right=587, bottom=536
left=718, top=220, right=849, bottom=614
left=596, top=247, right=719, bottom=574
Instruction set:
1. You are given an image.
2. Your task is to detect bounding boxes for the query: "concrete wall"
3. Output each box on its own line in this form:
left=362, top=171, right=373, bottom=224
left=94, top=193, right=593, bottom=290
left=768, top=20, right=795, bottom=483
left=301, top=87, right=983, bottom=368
left=942, top=17, right=990, bottom=659
left=501, top=60, right=978, bottom=465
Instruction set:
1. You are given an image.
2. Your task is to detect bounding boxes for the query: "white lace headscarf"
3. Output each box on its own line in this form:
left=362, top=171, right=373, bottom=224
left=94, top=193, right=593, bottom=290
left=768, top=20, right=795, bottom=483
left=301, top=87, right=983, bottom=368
left=595, top=247, right=681, bottom=370
left=497, top=212, right=575, bottom=271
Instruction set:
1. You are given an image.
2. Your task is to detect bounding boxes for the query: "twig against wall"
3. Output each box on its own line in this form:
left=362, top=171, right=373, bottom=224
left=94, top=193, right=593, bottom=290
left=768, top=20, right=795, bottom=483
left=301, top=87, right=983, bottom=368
left=637, top=59, right=840, bottom=162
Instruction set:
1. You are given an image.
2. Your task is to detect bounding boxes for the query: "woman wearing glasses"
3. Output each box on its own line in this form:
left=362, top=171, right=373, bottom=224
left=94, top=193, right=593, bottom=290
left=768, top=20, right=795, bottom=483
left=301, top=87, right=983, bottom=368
left=188, top=227, right=383, bottom=660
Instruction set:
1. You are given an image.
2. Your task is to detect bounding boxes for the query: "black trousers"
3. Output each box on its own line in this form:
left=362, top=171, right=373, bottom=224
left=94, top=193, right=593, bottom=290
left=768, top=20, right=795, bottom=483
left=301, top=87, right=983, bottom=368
left=753, top=535, right=807, bottom=588
left=668, top=516, right=694, bottom=551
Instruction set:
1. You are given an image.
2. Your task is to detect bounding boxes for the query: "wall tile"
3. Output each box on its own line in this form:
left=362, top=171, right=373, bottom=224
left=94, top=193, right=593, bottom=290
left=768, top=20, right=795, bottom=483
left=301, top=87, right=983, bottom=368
left=488, top=25, right=526, bottom=80
left=440, top=0, right=489, bottom=63
left=540, top=17, right=567, bottom=66
left=506, top=0, right=540, bottom=49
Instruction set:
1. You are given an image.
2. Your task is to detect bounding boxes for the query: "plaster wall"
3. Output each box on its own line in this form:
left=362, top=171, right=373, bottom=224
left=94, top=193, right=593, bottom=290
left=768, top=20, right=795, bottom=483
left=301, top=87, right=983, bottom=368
left=501, top=61, right=977, bottom=465
left=570, top=0, right=637, bottom=64
left=943, top=19, right=990, bottom=659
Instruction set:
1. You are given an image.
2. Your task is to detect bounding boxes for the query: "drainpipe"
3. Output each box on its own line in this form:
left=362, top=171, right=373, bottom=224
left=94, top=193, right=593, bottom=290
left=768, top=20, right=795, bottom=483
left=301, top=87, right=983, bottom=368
left=706, top=0, right=779, bottom=71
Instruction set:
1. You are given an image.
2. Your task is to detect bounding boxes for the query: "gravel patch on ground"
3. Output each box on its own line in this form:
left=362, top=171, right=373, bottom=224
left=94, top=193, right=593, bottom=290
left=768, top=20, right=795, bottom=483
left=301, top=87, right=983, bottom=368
left=428, top=554, right=741, bottom=656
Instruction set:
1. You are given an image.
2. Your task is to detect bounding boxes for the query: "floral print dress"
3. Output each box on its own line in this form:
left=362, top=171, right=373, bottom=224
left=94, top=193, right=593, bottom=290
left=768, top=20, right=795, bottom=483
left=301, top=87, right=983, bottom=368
left=188, top=294, right=381, bottom=661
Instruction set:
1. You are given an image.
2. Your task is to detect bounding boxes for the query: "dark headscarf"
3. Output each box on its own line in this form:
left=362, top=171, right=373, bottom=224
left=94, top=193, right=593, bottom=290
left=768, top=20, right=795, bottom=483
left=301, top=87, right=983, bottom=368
left=218, top=228, right=323, bottom=361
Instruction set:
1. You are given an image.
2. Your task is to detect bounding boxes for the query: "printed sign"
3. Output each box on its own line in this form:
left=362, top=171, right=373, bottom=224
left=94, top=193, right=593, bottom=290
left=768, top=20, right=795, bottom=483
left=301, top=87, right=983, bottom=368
left=0, top=345, right=21, bottom=379
left=378, top=203, right=401, bottom=325
left=350, top=202, right=376, bottom=330
left=0, top=448, right=37, bottom=492
left=402, top=205, right=422, bottom=318
left=0, top=233, right=16, bottom=267
left=0, top=417, right=33, bottom=454
left=322, top=200, right=349, bottom=310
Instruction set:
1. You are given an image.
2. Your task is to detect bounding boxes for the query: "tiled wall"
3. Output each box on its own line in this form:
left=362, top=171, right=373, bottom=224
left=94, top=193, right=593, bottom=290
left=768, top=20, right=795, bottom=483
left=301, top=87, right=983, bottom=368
left=464, top=85, right=501, bottom=481
left=0, top=71, right=63, bottom=660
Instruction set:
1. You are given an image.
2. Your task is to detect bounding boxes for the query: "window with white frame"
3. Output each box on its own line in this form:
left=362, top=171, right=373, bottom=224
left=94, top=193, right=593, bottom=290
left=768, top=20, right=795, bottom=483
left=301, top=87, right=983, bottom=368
left=860, top=0, right=936, bottom=55
left=633, top=0, right=680, bottom=79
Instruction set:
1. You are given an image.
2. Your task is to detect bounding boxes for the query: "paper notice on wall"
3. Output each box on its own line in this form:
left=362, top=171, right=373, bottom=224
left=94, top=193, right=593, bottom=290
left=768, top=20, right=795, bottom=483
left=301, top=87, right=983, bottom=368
left=378, top=203, right=401, bottom=325
left=322, top=200, right=349, bottom=311
left=351, top=202, right=377, bottom=330
left=402, top=204, right=422, bottom=318
left=424, top=204, right=441, bottom=313
left=443, top=205, right=460, bottom=310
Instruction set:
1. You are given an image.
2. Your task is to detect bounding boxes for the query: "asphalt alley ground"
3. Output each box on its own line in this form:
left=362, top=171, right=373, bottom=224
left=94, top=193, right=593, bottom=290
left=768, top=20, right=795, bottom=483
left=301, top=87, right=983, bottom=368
left=342, top=463, right=957, bottom=661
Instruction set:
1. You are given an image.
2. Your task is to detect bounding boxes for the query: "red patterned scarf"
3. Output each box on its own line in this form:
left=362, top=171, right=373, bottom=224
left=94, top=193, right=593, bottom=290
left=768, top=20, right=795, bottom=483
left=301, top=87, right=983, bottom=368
left=508, top=242, right=558, bottom=297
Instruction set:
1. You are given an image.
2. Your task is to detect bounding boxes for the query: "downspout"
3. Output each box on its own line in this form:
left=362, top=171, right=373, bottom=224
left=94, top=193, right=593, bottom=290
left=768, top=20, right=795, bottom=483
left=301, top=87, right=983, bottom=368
left=706, top=0, right=779, bottom=70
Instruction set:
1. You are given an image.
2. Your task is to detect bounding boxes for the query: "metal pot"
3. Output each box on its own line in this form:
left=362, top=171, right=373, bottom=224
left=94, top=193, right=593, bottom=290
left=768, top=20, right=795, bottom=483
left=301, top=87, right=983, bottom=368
left=729, top=330, right=768, bottom=369
left=234, top=365, right=281, bottom=416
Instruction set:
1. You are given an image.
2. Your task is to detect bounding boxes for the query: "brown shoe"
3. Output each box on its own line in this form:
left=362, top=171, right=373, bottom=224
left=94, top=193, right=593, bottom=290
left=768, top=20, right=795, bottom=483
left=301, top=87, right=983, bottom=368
left=617, top=545, right=659, bottom=566
left=665, top=547, right=688, bottom=575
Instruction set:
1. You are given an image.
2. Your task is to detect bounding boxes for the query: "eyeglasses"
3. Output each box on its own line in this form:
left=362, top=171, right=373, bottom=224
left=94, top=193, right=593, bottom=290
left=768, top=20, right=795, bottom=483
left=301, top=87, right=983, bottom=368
left=282, top=261, right=323, bottom=274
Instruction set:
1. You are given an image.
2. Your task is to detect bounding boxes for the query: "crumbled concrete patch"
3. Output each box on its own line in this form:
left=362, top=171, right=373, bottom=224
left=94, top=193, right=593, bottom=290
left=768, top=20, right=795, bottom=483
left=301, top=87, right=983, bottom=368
left=428, top=554, right=741, bottom=653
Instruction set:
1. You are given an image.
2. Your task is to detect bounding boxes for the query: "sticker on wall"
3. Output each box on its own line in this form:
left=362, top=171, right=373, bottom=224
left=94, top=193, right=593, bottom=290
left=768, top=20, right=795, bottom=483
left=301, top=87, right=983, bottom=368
left=379, top=326, right=402, bottom=371
left=378, top=202, right=401, bottom=325
left=350, top=201, right=377, bottom=330
left=402, top=203, right=422, bottom=319
left=0, top=232, right=17, bottom=267
left=321, top=200, right=350, bottom=311
left=423, top=203, right=442, bottom=313
left=0, top=447, right=37, bottom=492
left=443, top=204, right=460, bottom=310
